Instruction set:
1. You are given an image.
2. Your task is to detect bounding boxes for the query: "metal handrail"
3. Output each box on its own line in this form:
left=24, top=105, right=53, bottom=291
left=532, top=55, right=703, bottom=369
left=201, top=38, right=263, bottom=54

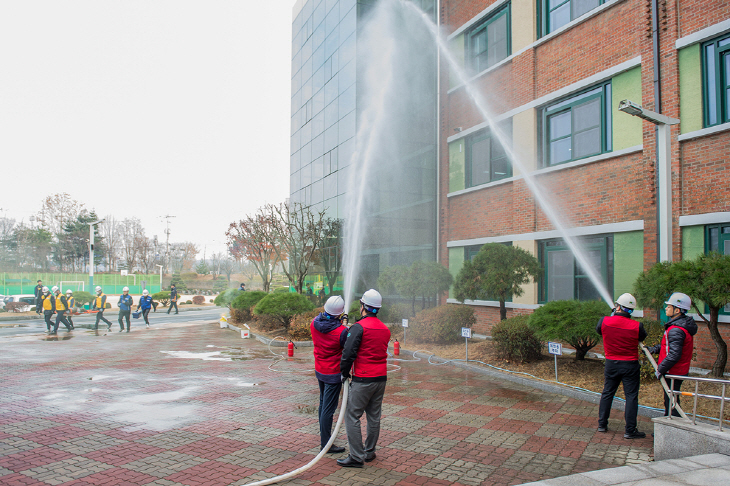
left=666, top=374, right=730, bottom=431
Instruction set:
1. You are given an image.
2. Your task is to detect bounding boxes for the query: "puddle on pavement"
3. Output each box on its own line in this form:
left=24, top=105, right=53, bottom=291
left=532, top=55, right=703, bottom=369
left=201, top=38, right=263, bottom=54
left=160, top=348, right=270, bottom=362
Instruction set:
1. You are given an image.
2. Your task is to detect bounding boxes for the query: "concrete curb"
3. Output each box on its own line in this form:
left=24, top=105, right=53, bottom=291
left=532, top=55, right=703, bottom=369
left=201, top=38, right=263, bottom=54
left=222, top=321, right=313, bottom=347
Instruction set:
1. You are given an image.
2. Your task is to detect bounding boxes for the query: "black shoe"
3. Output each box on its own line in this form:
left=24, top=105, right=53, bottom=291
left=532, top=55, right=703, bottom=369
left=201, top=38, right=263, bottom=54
left=337, top=456, right=363, bottom=468
left=597, top=426, right=607, bottom=433
left=175, top=312, right=178, bottom=314
left=364, top=452, right=376, bottom=462
left=324, top=445, right=345, bottom=454
left=624, top=430, right=646, bottom=439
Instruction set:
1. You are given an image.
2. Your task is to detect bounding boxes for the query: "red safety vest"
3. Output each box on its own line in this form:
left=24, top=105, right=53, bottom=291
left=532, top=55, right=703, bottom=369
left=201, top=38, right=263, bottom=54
left=352, top=316, right=391, bottom=379
left=311, top=320, right=347, bottom=376
left=601, top=315, right=640, bottom=361
left=659, top=325, right=693, bottom=375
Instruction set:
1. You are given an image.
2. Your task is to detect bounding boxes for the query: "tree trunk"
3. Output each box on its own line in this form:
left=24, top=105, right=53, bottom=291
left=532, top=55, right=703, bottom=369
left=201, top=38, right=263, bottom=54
left=575, top=347, right=588, bottom=361
left=499, top=299, right=507, bottom=320
left=708, top=306, right=728, bottom=377
left=411, top=297, right=416, bottom=316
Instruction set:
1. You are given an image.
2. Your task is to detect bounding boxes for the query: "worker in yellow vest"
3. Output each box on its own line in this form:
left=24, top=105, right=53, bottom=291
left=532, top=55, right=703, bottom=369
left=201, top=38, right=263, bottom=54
left=41, top=287, right=55, bottom=334
left=65, top=289, right=75, bottom=330
left=92, top=286, right=113, bottom=331
left=52, top=286, right=72, bottom=333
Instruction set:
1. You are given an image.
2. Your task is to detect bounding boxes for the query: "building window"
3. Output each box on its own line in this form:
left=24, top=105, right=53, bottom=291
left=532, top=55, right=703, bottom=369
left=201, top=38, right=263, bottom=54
left=540, top=0, right=605, bottom=36
left=706, top=223, right=730, bottom=314
left=465, top=125, right=512, bottom=188
left=542, top=83, right=612, bottom=166
left=467, top=4, right=510, bottom=74
left=539, top=235, right=613, bottom=303
left=702, top=33, right=730, bottom=127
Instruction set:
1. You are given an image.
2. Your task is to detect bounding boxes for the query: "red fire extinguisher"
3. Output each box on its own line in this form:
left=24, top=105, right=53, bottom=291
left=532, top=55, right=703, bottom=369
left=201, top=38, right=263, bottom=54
left=288, top=340, right=295, bottom=357
left=393, top=340, right=400, bottom=356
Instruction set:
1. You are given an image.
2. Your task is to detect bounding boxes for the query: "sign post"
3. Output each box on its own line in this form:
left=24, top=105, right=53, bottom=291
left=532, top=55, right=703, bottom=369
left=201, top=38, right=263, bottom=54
left=548, top=342, right=562, bottom=381
left=461, top=327, right=472, bottom=361
left=401, top=319, right=408, bottom=346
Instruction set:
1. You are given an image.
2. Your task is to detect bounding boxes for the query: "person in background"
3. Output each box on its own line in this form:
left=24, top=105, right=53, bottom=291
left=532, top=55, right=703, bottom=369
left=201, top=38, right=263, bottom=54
left=338, top=289, right=390, bottom=468
left=52, top=286, right=72, bottom=333
left=40, top=286, right=55, bottom=334
left=596, top=293, right=647, bottom=439
left=65, top=289, right=75, bottom=330
left=239, top=282, right=246, bottom=292
left=168, top=284, right=178, bottom=314
left=311, top=296, right=349, bottom=454
left=648, top=292, right=697, bottom=417
left=118, top=287, right=133, bottom=332
left=137, top=289, right=153, bottom=328
left=34, top=280, right=43, bottom=314
left=92, top=286, right=113, bottom=331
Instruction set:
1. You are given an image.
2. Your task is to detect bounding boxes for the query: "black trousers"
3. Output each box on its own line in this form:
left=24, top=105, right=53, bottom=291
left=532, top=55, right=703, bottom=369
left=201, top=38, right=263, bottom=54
left=663, top=377, right=684, bottom=417
left=318, top=380, right=343, bottom=448
left=119, top=310, right=131, bottom=330
left=598, top=360, right=641, bottom=433
left=95, top=310, right=112, bottom=329
left=44, top=311, right=54, bottom=331
left=167, top=301, right=178, bottom=314
left=54, top=310, right=71, bottom=332
left=142, top=308, right=151, bottom=324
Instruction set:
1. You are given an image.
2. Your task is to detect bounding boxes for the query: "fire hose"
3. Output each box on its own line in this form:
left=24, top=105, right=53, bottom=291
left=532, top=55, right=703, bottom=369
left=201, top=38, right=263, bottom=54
left=640, top=343, right=688, bottom=419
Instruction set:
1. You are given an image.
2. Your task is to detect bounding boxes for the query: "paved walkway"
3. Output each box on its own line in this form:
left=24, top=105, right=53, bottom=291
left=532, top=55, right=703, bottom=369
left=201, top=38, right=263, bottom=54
left=1, top=319, right=658, bottom=485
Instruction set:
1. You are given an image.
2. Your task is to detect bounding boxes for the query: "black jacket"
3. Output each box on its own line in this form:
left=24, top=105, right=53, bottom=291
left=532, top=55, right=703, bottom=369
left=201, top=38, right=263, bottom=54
left=648, top=314, right=698, bottom=374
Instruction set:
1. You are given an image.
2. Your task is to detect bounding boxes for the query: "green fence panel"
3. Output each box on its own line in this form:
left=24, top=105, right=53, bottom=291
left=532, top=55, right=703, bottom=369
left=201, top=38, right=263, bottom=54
left=0, top=273, right=161, bottom=296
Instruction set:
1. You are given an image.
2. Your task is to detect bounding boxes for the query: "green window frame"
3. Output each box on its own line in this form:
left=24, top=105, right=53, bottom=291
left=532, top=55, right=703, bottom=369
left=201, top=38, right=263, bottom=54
left=465, top=124, right=512, bottom=188
left=706, top=223, right=730, bottom=314
left=539, top=0, right=606, bottom=37
left=467, top=4, right=511, bottom=74
left=702, top=33, right=730, bottom=127
left=541, top=83, right=612, bottom=167
left=539, top=235, right=613, bottom=303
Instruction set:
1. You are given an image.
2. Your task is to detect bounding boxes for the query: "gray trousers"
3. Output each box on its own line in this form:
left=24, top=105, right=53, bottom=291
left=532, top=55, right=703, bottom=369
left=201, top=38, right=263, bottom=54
left=345, top=380, right=386, bottom=462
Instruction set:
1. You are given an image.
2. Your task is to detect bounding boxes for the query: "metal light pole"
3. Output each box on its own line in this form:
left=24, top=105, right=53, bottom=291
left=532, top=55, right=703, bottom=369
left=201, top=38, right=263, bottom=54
left=156, top=264, right=163, bottom=293
left=618, top=100, right=680, bottom=262
left=88, top=220, right=104, bottom=289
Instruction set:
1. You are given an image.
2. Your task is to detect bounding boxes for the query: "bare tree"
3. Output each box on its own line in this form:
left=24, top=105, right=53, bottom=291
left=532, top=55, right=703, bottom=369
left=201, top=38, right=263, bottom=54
left=266, top=202, right=326, bottom=294
left=0, top=217, right=16, bottom=269
left=226, top=207, right=281, bottom=292
left=168, top=242, right=199, bottom=273
left=99, top=217, right=121, bottom=271
left=318, top=218, right=343, bottom=294
left=219, top=255, right=238, bottom=282
left=138, top=237, right=159, bottom=273
left=38, top=193, right=83, bottom=271
left=120, top=218, right=145, bottom=271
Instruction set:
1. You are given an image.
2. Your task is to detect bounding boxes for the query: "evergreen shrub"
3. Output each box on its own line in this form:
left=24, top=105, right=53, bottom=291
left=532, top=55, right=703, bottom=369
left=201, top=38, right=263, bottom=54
left=214, top=289, right=241, bottom=307
left=254, top=293, right=315, bottom=329
left=492, top=315, right=543, bottom=363
left=230, top=291, right=267, bottom=323
left=152, top=291, right=171, bottom=306
left=409, top=304, right=476, bottom=344
left=529, top=300, right=609, bottom=360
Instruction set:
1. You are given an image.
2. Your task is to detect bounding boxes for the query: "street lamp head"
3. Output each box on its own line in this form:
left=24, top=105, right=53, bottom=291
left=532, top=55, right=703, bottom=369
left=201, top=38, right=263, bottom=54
left=89, top=219, right=105, bottom=226
left=618, top=99, right=680, bottom=126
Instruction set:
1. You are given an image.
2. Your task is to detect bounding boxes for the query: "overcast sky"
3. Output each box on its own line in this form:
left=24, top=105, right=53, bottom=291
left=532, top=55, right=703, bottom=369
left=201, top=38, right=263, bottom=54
left=0, top=1, right=293, bottom=257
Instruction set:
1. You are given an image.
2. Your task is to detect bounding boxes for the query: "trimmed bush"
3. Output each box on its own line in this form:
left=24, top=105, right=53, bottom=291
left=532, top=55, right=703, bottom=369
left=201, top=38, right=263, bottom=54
left=73, top=291, right=94, bottom=307
left=492, top=315, right=543, bottom=363
left=214, top=289, right=242, bottom=308
left=638, top=318, right=665, bottom=380
left=347, top=300, right=360, bottom=323
left=152, top=291, right=171, bottom=306
left=229, top=291, right=268, bottom=323
left=105, top=303, right=111, bottom=309
left=192, top=295, right=205, bottom=305
left=254, top=292, right=315, bottom=329
left=185, top=300, right=192, bottom=304
left=529, top=300, right=610, bottom=360
left=409, top=304, right=476, bottom=344
left=377, top=302, right=411, bottom=324
left=288, top=307, right=324, bottom=341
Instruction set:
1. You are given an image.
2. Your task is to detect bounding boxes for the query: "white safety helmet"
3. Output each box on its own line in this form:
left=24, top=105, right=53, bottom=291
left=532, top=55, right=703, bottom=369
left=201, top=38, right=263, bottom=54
left=96, top=286, right=102, bottom=294
left=324, top=296, right=345, bottom=316
left=665, top=292, right=691, bottom=311
left=615, top=293, right=636, bottom=310
left=360, top=289, right=382, bottom=310
left=122, top=286, right=129, bottom=292
left=66, top=289, right=73, bottom=295
left=52, top=286, right=59, bottom=293
left=42, top=286, right=49, bottom=293
left=142, top=289, right=149, bottom=296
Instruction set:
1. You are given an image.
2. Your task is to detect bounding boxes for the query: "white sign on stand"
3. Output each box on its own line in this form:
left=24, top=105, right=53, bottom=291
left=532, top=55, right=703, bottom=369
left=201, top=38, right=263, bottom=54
left=461, top=327, right=472, bottom=361
left=401, top=319, right=409, bottom=328
left=548, top=342, right=562, bottom=381
left=402, top=319, right=408, bottom=345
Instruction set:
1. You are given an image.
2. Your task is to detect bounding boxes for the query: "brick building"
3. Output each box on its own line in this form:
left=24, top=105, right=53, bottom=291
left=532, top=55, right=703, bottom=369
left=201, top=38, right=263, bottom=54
left=439, top=0, right=730, bottom=368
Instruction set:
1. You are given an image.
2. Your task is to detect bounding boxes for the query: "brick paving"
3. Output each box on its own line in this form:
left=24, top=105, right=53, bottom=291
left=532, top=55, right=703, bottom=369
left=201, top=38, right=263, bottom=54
left=0, top=321, right=654, bottom=485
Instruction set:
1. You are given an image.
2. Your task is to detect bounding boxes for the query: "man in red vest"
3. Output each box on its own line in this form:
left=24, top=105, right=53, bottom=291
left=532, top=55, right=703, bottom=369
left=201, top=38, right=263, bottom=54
left=596, top=293, right=648, bottom=439
left=310, top=295, right=348, bottom=454
left=648, top=292, right=697, bottom=417
left=337, top=289, right=390, bottom=468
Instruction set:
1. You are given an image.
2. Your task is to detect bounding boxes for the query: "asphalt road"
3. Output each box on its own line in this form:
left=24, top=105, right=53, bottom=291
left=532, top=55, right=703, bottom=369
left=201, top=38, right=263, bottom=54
left=0, top=307, right=224, bottom=337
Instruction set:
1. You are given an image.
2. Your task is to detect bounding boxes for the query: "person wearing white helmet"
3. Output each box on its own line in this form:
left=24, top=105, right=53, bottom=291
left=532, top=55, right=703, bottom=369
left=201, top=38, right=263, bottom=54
left=92, top=286, right=113, bottom=331
left=311, top=295, right=349, bottom=454
left=118, top=287, right=134, bottom=332
left=52, top=286, right=72, bottom=333
left=136, top=289, right=153, bottom=328
left=40, top=286, right=56, bottom=334
left=648, top=292, right=697, bottom=417
left=65, top=290, right=75, bottom=330
left=596, top=293, right=648, bottom=438
left=338, top=289, right=390, bottom=468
